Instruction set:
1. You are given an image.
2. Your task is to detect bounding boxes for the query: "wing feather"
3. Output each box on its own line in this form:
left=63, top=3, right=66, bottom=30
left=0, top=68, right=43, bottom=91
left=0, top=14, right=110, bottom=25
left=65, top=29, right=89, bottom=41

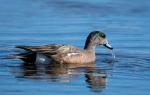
left=16, top=44, right=82, bottom=57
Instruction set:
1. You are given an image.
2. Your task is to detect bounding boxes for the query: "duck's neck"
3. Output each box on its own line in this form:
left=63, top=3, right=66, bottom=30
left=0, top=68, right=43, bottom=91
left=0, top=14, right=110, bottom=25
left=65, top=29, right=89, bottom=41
left=84, top=42, right=96, bottom=50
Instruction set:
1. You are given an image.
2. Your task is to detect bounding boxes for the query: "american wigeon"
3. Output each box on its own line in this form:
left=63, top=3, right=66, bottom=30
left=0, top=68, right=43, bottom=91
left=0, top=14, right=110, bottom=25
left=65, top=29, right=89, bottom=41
left=14, top=31, right=113, bottom=64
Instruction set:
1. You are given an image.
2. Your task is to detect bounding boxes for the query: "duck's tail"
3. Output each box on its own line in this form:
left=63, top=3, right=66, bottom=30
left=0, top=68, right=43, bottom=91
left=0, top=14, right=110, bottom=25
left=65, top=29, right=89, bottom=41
left=8, top=53, right=28, bottom=59
left=8, top=52, right=36, bottom=63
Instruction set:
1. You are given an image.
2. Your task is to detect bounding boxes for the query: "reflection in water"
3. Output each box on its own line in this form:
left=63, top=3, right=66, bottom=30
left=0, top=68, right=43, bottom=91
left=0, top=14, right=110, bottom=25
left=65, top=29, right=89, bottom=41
left=13, top=62, right=107, bottom=93
left=85, top=67, right=106, bottom=92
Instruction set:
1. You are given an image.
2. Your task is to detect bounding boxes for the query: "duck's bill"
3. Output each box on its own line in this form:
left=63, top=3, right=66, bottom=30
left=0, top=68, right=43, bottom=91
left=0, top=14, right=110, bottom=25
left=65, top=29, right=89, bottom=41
left=103, top=43, right=113, bottom=50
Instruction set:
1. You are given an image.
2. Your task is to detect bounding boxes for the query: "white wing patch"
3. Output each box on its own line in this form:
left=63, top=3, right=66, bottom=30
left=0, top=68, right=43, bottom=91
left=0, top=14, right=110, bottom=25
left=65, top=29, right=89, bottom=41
left=67, top=53, right=79, bottom=57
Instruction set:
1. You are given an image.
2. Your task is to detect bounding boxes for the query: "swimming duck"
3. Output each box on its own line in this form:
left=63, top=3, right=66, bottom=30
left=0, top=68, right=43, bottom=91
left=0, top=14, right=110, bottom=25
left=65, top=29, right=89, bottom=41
left=14, top=31, right=113, bottom=64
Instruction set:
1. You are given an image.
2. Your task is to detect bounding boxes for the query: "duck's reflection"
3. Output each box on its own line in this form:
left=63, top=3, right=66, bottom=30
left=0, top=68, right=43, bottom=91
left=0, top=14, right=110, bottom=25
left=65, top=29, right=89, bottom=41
left=85, top=67, right=106, bottom=92
left=14, top=62, right=107, bottom=92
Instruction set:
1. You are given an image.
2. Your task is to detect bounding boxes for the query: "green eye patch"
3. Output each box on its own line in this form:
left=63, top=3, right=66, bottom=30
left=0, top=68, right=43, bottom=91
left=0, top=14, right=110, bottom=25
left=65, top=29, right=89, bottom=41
left=95, top=31, right=106, bottom=38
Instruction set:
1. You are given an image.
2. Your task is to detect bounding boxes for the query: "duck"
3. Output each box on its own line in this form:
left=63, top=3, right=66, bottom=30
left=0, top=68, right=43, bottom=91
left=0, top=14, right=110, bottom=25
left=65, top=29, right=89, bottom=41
left=13, top=31, right=113, bottom=64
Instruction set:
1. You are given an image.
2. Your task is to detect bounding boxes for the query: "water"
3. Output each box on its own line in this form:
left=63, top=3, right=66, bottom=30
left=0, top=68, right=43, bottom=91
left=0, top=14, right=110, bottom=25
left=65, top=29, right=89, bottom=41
left=0, top=0, right=150, bottom=95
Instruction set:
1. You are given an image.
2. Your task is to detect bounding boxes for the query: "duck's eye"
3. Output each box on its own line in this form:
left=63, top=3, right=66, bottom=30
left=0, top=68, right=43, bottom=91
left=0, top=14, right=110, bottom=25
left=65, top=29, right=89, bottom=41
left=101, top=34, right=106, bottom=38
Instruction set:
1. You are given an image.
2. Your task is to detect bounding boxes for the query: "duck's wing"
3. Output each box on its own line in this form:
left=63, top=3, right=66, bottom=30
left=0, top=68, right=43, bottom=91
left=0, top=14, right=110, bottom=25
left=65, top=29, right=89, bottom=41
left=16, top=44, right=83, bottom=63
left=16, top=44, right=82, bottom=56
left=16, top=44, right=63, bottom=54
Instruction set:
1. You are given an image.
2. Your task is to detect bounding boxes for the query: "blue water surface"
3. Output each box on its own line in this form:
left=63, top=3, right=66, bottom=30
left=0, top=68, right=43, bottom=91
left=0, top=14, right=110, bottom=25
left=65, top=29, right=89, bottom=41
left=0, top=0, right=150, bottom=95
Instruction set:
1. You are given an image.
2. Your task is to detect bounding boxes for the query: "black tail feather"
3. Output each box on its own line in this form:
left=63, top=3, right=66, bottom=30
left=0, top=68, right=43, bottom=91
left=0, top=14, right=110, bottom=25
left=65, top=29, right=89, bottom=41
left=9, top=52, right=36, bottom=63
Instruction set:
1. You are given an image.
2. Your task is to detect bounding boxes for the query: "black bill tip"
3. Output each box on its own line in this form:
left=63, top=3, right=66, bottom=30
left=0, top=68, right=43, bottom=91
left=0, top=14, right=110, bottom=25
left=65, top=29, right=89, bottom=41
left=103, top=43, right=113, bottom=50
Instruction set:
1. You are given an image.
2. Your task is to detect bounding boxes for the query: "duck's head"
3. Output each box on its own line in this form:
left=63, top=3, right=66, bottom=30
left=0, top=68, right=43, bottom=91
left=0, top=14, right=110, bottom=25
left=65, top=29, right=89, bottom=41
left=84, top=31, right=113, bottom=50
